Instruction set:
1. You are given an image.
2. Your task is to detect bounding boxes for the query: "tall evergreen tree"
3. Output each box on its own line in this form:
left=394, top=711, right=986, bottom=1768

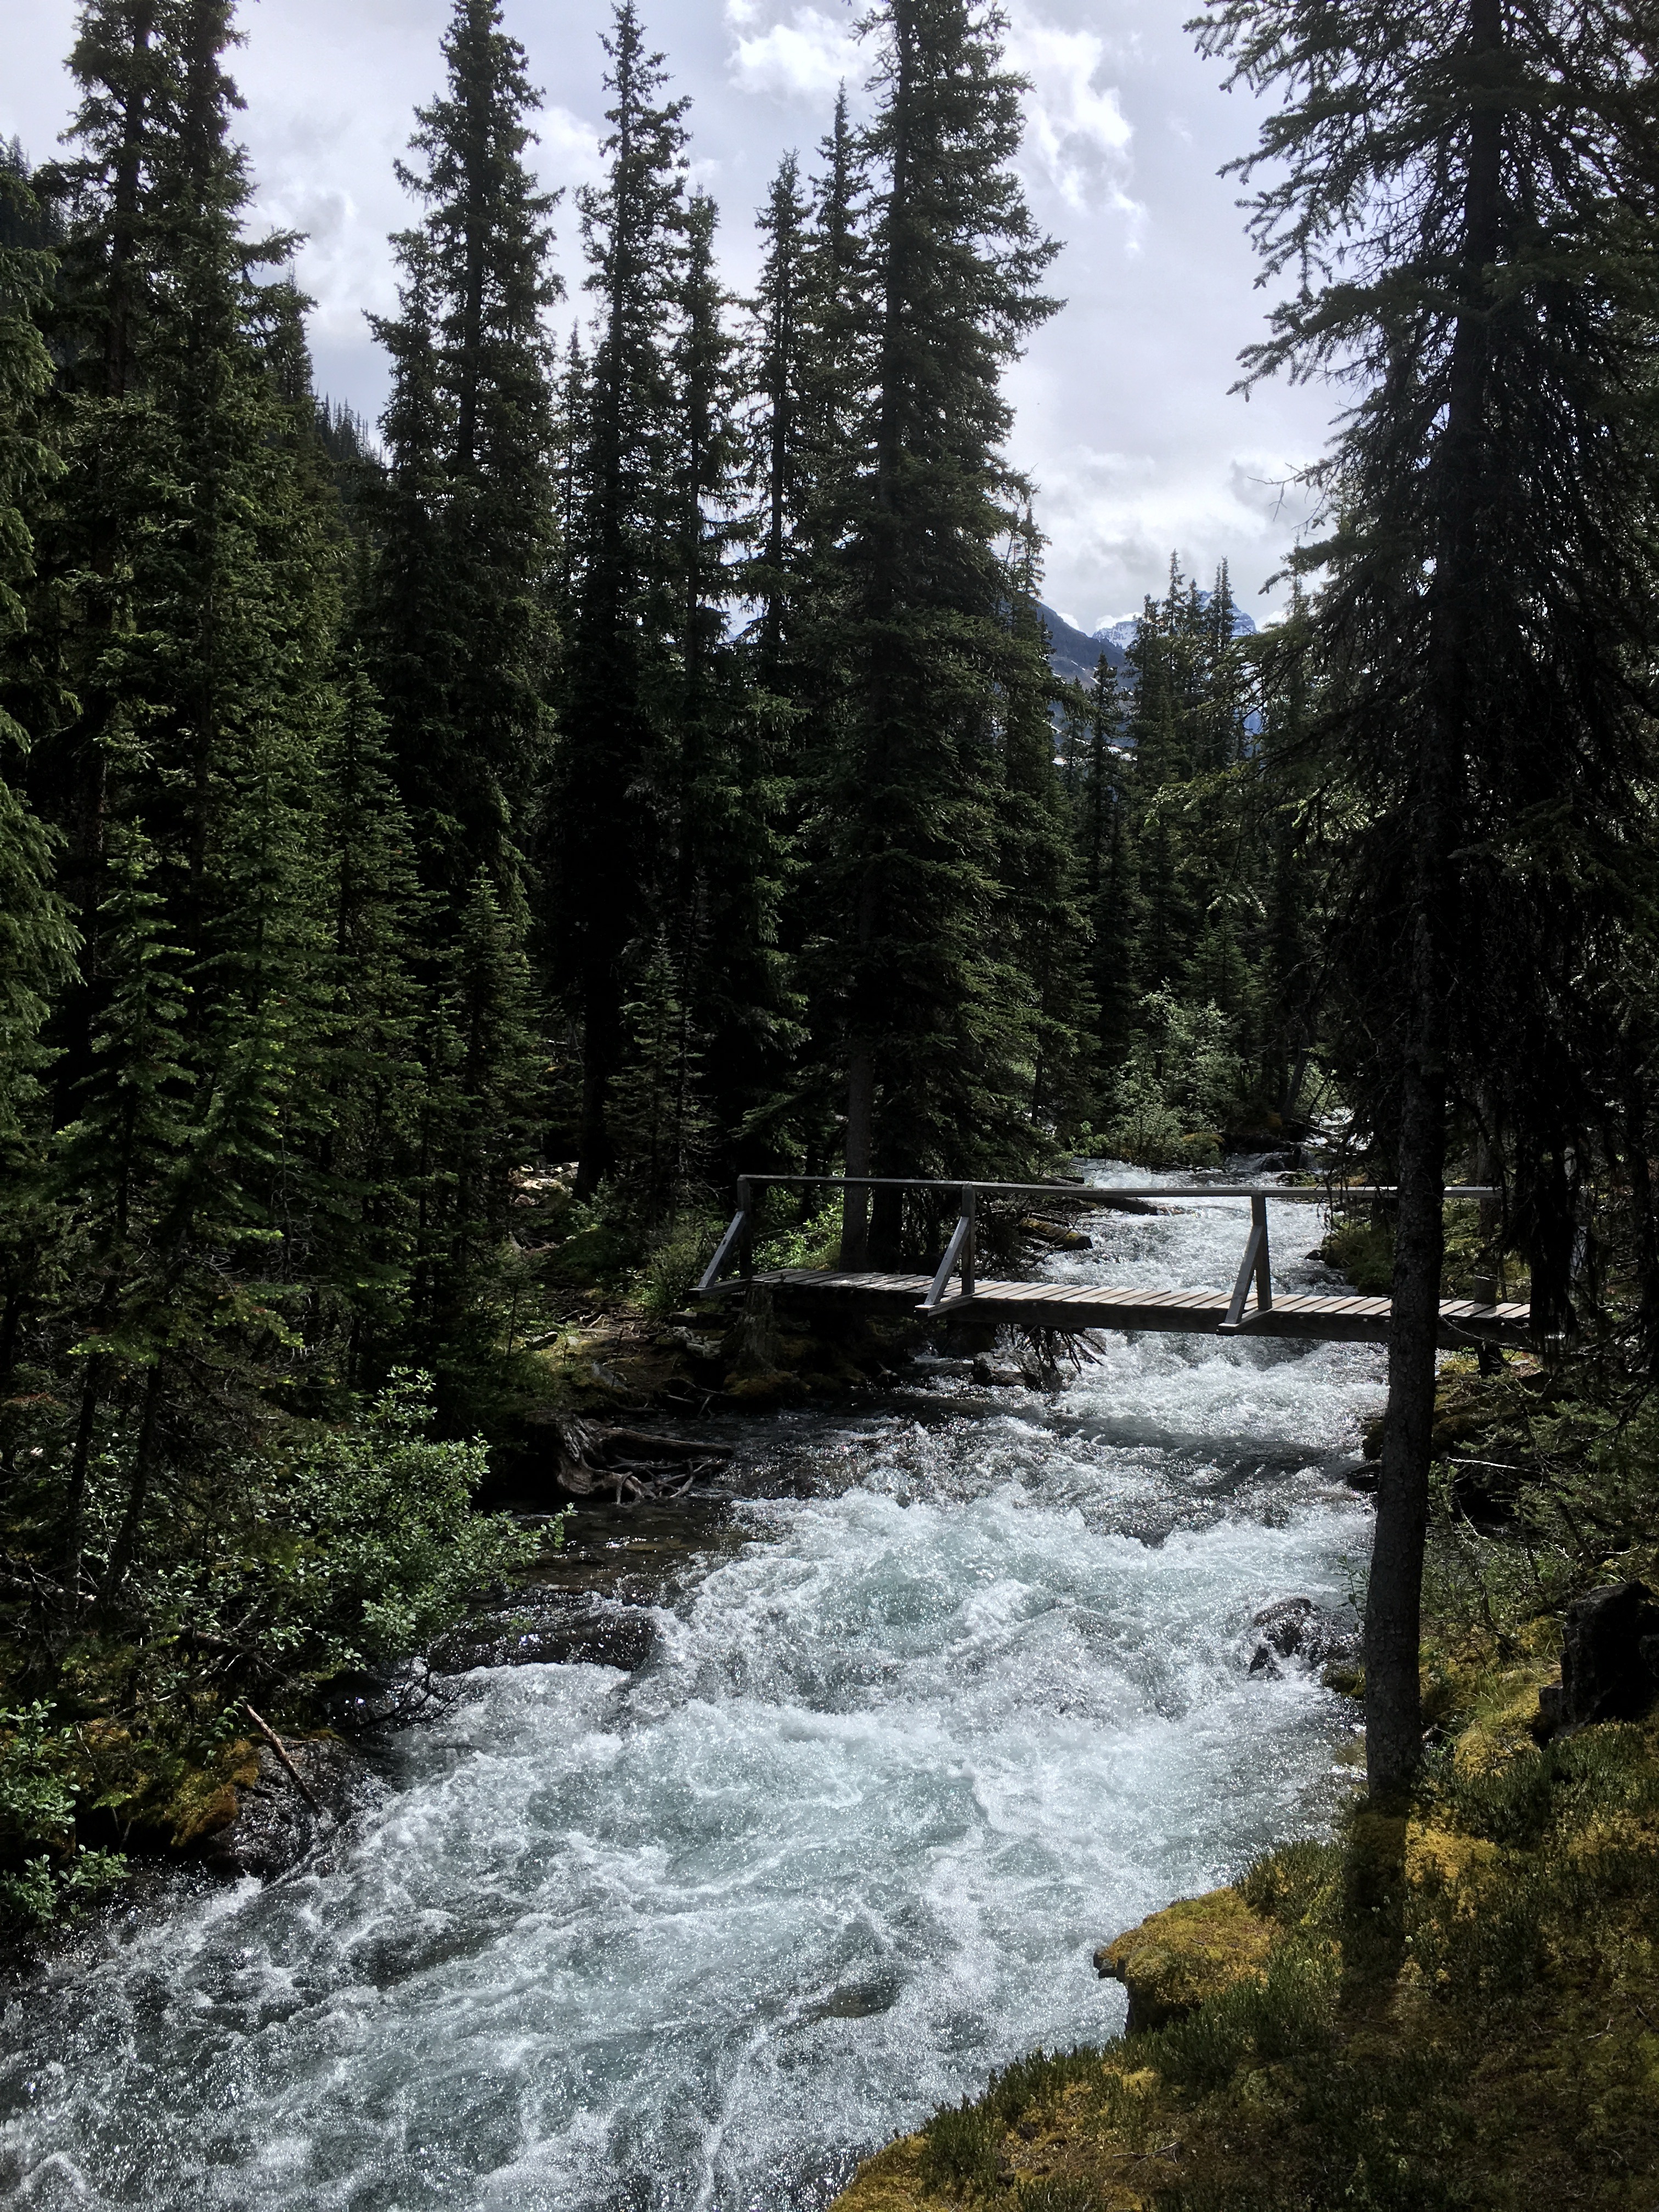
left=829, top=0, right=1059, bottom=1267
left=1198, top=0, right=1659, bottom=1795
left=668, top=189, right=791, bottom=1173
left=365, top=0, right=561, bottom=906
left=0, top=166, right=77, bottom=1411
left=554, top=0, right=688, bottom=1193
left=17, top=0, right=349, bottom=1596
left=360, top=0, right=561, bottom=1386
left=1000, top=530, right=1093, bottom=1135
left=1069, top=652, right=1136, bottom=1091
left=747, top=152, right=809, bottom=687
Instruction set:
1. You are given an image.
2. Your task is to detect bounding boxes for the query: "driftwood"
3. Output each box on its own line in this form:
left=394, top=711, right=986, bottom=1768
left=244, top=1702, right=323, bottom=1812
left=542, top=1414, right=731, bottom=1506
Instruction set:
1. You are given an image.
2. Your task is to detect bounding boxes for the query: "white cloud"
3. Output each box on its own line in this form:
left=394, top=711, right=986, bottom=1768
left=536, top=104, right=607, bottom=194
left=1006, top=8, right=1138, bottom=218
left=726, top=2, right=860, bottom=103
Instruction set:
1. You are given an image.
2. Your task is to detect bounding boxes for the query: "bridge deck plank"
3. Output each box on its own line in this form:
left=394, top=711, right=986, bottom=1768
left=708, top=1267, right=1532, bottom=1347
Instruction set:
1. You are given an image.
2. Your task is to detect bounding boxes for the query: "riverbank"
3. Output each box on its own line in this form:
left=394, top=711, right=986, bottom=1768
left=832, top=1573, right=1659, bottom=2211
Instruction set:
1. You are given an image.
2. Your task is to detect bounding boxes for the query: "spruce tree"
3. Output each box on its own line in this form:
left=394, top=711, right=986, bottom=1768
left=829, top=0, right=1059, bottom=1266
left=747, top=153, right=809, bottom=685
left=1197, top=0, right=1659, bottom=1794
left=999, top=531, right=1093, bottom=1136
left=22, top=0, right=348, bottom=1594
left=554, top=0, right=687, bottom=1193
left=0, top=170, right=78, bottom=1409
left=1070, top=652, right=1137, bottom=1093
left=307, top=662, right=428, bottom=1387
left=669, top=189, right=790, bottom=1177
left=365, top=0, right=561, bottom=906
left=416, top=867, right=542, bottom=1404
left=359, top=0, right=561, bottom=1395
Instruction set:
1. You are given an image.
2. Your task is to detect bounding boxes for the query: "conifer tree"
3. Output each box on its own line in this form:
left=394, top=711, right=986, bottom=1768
left=0, top=170, right=77, bottom=1406
left=20, top=0, right=349, bottom=1591
left=999, top=535, right=1092, bottom=1135
left=416, top=867, right=542, bottom=1403
left=797, top=91, right=870, bottom=586
left=748, top=153, right=809, bottom=685
left=26, top=0, right=184, bottom=1108
left=555, top=0, right=688, bottom=1193
left=1070, top=653, right=1136, bottom=1092
left=1198, top=0, right=1659, bottom=1793
left=830, top=0, right=1059, bottom=1266
left=365, top=0, right=561, bottom=906
left=669, top=189, right=790, bottom=1171
left=358, top=0, right=561, bottom=1394
left=307, top=663, right=428, bottom=1385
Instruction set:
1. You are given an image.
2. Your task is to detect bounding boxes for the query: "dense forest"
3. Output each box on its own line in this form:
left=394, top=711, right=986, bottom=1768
left=2, top=0, right=1659, bottom=1929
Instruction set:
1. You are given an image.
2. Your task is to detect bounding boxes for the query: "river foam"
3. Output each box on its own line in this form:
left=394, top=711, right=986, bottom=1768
left=0, top=1169, right=1379, bottom=2211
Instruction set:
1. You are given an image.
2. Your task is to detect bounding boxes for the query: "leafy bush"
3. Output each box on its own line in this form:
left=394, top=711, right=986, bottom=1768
left=127, top=1374, right=538, bottom=1689
left=0, top=1702, right=127, bottom=1929
left=1105, top=990, right=1243, bottom=1164
left=630, top=1209, right=725, bottom=1317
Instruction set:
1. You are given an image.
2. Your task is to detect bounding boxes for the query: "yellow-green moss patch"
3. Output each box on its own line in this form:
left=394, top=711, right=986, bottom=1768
left=1093, top=1886, right=1278, bottom=2030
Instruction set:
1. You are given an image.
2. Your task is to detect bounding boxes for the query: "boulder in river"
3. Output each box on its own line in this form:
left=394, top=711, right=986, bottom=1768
left=204, top=1738, right=364, bottom=1880
left=1248, top=1595, right=1358, bottom=1678
left=1534, top=1578, right=1659, bottom=1738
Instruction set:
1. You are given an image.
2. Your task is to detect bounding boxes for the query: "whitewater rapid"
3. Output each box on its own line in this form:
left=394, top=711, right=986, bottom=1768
left=0, top=1166, right=1379, bottom=2212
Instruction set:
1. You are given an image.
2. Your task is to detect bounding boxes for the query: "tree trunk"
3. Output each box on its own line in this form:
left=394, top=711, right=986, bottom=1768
left=1366, top=1053, right=1446, bottom=1799
left=100, top=1357, right=165, bottom=1604
left=841, top=1047, right=873, bottom=1268
left=1363, top=0, right=1502, bottom=1803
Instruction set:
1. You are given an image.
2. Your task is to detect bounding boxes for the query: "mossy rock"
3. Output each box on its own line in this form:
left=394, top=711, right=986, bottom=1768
left=163, top=1737, right=262, bottom=1849
left=725, top=1369, right=807, bottom=1407
left=1094, top=1887, right=1277, bottom=2032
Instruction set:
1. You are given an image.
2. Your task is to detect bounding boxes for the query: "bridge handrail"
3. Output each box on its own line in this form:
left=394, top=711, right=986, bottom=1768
left=696, top=1175, right=1502, bottom=1305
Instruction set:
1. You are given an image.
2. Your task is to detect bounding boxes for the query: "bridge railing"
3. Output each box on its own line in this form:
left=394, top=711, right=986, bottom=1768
left=697, top=1175, right=1502, bottom=1329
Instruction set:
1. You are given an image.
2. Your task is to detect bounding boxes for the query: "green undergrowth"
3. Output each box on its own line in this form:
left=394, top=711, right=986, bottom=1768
left=836, top=1565, right=1659, bottom=2212
left=0, top=1376, right=535, bottom=1935
left=1319, top=1201, right=1531, bottom=1302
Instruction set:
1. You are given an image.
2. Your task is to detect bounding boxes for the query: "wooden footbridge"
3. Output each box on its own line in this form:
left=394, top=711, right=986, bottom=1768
left=695, top=1177, right=1533, bottom=1351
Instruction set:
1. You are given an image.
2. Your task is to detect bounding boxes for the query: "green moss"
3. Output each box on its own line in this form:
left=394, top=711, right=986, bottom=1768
left=155, top=1738, right=261, bottom=1847
left=1093, top=1889, right=1278, bottom=2032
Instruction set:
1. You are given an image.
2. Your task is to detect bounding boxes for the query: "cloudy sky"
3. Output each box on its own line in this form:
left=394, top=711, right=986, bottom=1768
left=3, top=0, right=1338, bottom=632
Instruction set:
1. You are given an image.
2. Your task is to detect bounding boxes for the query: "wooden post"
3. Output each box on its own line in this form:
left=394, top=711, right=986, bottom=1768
left=921, top=1187, right=976, bottom=1312
left=1220, top=1195, right=1272, bottom=1333
left=738, top=1176, right=754, bottom=1283
left=1252, top=1193, right=1273, bottom=1311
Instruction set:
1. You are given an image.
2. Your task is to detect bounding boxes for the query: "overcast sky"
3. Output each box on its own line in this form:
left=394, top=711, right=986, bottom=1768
left=3, top=0, right=1337, bottom=631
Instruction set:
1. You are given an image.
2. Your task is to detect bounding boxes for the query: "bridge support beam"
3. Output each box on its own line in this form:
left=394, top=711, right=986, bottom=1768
left=1218, top=1194, right=1273, bottom=1333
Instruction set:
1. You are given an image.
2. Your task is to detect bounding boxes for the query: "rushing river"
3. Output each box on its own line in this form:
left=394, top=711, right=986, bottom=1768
left=1, top=1166, right=1379, bottom=2212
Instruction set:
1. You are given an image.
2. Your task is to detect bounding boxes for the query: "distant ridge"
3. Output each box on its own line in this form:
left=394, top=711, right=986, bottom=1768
left=1036, top=603, right=1127, bottom=687
left=1038, top=592, right=1259, bottom=694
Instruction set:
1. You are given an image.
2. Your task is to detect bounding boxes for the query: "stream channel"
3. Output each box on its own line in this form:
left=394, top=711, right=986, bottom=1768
left=2, top=1163, right=1381, bottom=2212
